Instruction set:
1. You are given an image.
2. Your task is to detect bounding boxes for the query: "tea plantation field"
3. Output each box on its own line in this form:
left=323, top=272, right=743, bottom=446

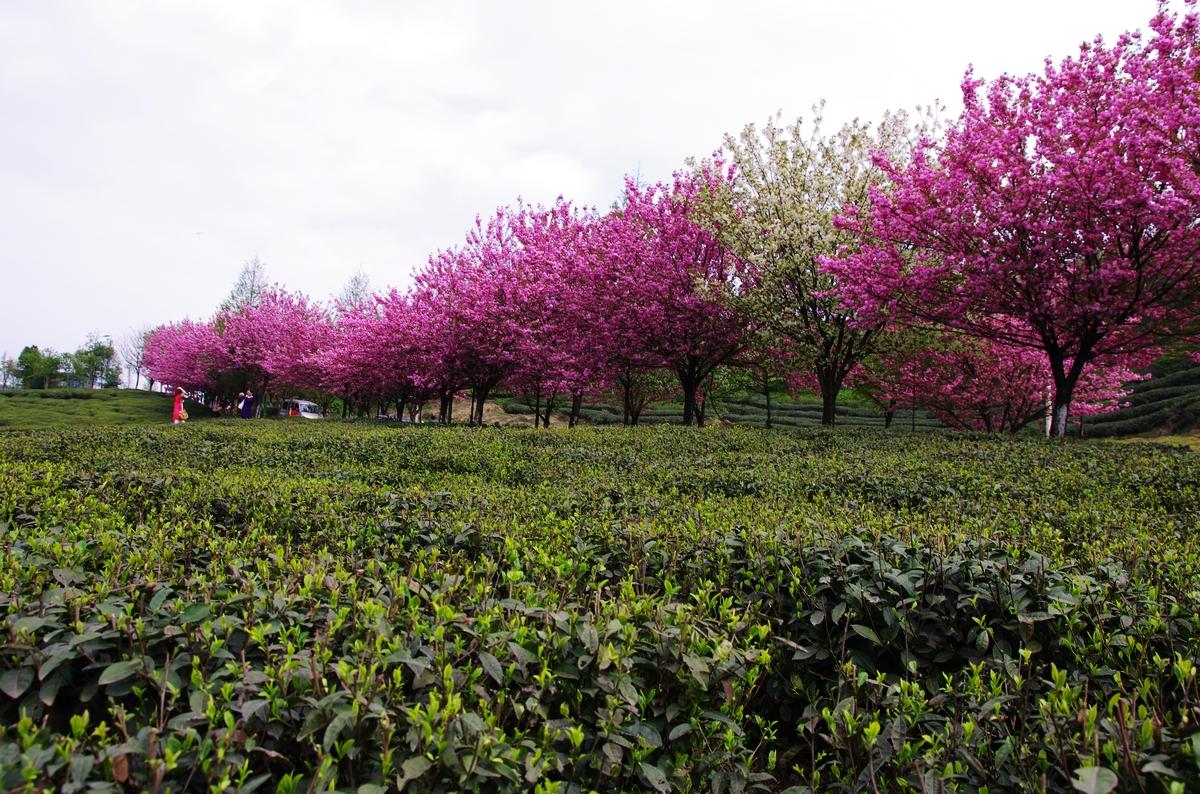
left=1, top=424, right=1198, bottom=792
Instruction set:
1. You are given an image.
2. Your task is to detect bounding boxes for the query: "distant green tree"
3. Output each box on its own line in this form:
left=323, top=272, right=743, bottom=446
left=68, top=335, right=119, bottom=388
left=337, top=268, right=372, bottom=315
left=17, top=346, right=62, bottom=389
left=698, top=107, right=920, bottom=425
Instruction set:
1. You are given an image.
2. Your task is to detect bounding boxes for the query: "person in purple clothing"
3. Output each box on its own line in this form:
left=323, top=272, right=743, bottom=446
left=239, top=390, right=255, bottom=418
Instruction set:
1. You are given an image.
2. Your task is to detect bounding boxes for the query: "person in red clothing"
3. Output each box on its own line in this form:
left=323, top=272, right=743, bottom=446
left=172, top=387, right=186, bottom=424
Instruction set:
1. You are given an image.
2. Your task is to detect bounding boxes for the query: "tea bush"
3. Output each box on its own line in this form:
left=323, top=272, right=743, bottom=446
left=0, top=424, right=1198, bottom=792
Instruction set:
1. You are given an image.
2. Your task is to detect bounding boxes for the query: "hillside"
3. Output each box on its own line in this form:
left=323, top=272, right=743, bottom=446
left=7, top=371, right=1198, bottom=437
left=1084, top=355, right=1200, bottom=437
left=0, top=389, right=212, bottom=428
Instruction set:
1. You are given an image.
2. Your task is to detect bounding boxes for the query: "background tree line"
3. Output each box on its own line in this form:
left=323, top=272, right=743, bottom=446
left=2, top=328, right=157, bottom=391
left=79, top=6, right=1200, bottom=436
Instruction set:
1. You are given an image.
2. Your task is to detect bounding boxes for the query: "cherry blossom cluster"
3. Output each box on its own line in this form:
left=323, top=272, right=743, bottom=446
left=146, top=171, right=749, bottom=425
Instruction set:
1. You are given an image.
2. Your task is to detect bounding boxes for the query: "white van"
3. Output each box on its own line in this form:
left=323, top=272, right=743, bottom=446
left=279, top=399, right=324, bottom=419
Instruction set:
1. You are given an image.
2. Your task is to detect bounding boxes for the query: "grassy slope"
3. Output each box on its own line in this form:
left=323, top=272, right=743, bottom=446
left=1117, top=432, right=1200, bottom=451
left=0, top=389, right=213, bottom=428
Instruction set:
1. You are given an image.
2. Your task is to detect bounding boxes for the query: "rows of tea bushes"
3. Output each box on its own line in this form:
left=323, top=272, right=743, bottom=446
left=0, top=423, right=1198, bottom=791
left=1087, top=356, right=1200, bottom=438
left=495, top=392, right=944, bottom=430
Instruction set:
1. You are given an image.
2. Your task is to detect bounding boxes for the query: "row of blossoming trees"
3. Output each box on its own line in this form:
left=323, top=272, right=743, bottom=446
left=147, top=5, right=1200, bottom=436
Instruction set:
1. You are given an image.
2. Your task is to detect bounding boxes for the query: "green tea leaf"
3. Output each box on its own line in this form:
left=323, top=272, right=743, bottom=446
left=179, top=603, right=211, bottom=624
left=98, top=660, right=137, bottom=686
left=478, top=651, right=503, bottom=684
left=851, top=624, right=881, bottom=645
left=398, top=756, right=432, bottom=789
left=1071, top=766, right=1119, bottom=794
left=0, top=667, right=34, bottom=698
left=639, top=762, right=670, bottom=793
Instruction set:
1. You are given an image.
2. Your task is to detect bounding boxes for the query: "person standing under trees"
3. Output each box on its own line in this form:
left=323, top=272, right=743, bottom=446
left=239, top=390, right=255, bottom=419
left=171, top=387, right=186, bottom=424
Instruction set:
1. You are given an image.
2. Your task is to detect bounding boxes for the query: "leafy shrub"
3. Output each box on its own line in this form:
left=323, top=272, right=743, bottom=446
left=0, top=425, right=1197, bottom=791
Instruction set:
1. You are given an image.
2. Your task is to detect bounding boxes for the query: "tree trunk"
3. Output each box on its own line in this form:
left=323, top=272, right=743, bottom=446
left=681, top=384, right=698, bottom=426
left=679, top=365, right=701, bottom=427
left=472, top=382, right=497, bottom=426
left=817, top=366, right=840, bottom=426
left=764, top=373, right=773, bottom=430
left=569, top=392, right=583, bottom=428
left=1048, top=367, right=1079, bottom=438
left=542, top=393, right=556, bottom=428
left=439, top=392, right=453, bottom=425
left=1047, top=342, right=1094, bottom=438
left=1050, top=401, right=1070, bottom=438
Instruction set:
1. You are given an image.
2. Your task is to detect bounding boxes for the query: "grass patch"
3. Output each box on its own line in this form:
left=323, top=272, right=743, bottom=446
left=0, top=388, right=212, bottom=428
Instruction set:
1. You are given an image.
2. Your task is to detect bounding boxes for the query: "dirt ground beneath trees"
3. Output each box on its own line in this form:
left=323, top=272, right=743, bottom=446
left=414, top=399, right=542, bottom=427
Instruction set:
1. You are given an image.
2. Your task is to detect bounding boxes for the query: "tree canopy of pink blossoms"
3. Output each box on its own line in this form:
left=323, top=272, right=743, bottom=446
left=505, top=199, right=607, bottom=426
left=229, top=290, right=334, bottom=397
left=140, top=6, right=1200, bottom=436
left=144, top=319, right=226, bottom=392
left=825, top=4, right=1200, bottom=436
left=603, top=170, right=750, bottom=425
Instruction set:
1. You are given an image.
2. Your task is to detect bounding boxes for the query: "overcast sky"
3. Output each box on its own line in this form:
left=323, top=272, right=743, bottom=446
left=0, top=1, right=1170, bottom=363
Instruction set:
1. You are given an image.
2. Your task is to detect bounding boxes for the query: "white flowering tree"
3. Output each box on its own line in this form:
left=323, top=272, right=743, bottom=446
left=702, top=107, right=917, bottom=424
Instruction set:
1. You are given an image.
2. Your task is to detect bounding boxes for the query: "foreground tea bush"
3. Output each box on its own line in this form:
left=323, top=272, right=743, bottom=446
left=0, top=424, right=1198, bottom=792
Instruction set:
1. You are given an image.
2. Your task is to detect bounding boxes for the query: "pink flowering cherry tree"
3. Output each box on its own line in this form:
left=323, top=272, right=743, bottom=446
left=826, top=5, right=1200, bottom=436
left=144, top=319, right=227, bottom=393
left=604, top=170, right=751, bottom=426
